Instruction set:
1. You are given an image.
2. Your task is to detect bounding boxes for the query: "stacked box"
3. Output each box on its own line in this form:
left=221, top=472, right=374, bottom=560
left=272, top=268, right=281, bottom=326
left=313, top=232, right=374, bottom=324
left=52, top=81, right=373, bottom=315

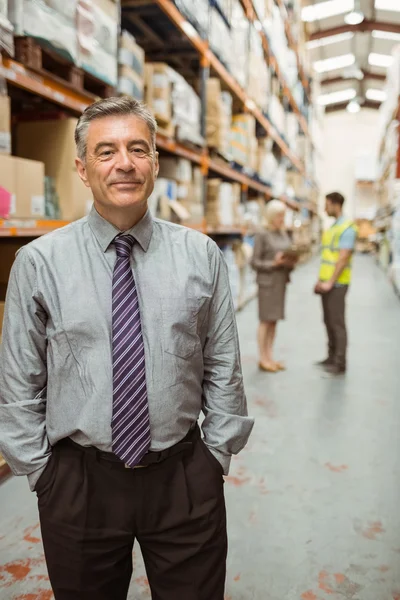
left=174, top=0, right=209, bottom=38
left=230, top=0, right=249, bottom=89
left=268, top=95, right=286, bottom=134
left=16, top=119, right=93, bottom=221
left=0, top=154, right=45, bottom=219
left=77, top=0, right=118, bottom=86
left=248, top=27, right=270, bottom=112
left=231, top=114, right=257, bottom=168
left=206, top=78, right=232, bottom=159
left=157, top=158, right=204, bottom=224
left=145, top=63, right=173, bottom=129
left=0, top=95, right=11, bottom=155
left=209, top=6, right=233, bottom=71
left=206, top=179, right=240, bottom=228
left=8, top=0, right=78, bottom=62
left=148, top=178, right=177, bottom=221
left=169, top=69, right=202, bottom=146
left=0, top=1, right=14, bottom=55
left=118, top=31, right=145, bottom=100
left=257, top=139, right=278, bottom=182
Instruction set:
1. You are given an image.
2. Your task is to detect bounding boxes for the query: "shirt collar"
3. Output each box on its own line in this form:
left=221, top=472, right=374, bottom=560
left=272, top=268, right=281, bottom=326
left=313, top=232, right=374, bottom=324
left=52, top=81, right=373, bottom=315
left=88, top=206, right=153, bottom=253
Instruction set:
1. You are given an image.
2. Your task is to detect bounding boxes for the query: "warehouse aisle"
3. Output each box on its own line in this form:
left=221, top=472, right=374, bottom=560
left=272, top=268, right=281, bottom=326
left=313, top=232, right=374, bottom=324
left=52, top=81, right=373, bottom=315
left=0, top=255, right=399, bottom=600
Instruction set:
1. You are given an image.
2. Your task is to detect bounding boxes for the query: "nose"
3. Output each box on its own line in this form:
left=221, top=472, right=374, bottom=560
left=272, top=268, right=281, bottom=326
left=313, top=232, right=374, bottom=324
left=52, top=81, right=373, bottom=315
left=115, top=148, right=135, bottom=172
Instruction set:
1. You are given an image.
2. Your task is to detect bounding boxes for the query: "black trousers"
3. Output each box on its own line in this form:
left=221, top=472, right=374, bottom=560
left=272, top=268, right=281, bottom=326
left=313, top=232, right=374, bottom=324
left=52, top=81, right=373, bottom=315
left=321, top=286, right=348, bottom=368
left=36, top=430, right=227, bottom=600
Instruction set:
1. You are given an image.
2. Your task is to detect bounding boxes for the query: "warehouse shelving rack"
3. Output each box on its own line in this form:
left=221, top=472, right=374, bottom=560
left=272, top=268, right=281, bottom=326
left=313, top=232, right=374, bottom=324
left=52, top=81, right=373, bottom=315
left=1, top=0, right=317, bottom=239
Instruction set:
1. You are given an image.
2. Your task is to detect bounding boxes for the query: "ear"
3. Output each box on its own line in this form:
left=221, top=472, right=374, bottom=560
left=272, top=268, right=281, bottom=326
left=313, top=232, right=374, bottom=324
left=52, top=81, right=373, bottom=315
left=154, top=151, right=159, bottom=178
left=75, top=157, right=91, bottom=189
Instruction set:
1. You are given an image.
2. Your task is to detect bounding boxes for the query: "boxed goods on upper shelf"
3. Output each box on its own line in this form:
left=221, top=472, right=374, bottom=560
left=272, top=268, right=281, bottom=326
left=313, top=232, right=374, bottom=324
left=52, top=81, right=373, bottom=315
left=206, top=179, right=241, bottom=228
left=170, top=69, right=203, bottom=146
left=206, top=78, right=232, bottom=160
left=145, top=63, right=173, bottom=128
left=175, top=0, right=209, bottom=39
left=0, top=154, right=45, bottom=219
left=209, top=5, right=233, bottom=72
left=8, top=0, right=78, bottom=63
left=77, top=0, right=118, bottom=86
left=118, top=31, right=145, bottom=100
left=0, top=0, right=14, bottom=55
left=145, top=63, right=203, bottom=145
left=230, top=0, right=249, bottom=89
left=231, top=114, right=257, bottom=169
left=15, top=119, right=93, bottom=221
left=248, top=27, right=270, bottom=113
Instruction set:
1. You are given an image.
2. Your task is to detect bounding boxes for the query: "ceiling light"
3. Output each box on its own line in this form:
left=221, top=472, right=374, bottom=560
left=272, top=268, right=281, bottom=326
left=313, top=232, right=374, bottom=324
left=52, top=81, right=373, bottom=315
left=317, top=88, right=357, bottom=106
left=302, top=0, right=354, bottom=23
left=347, top=99, right=361, bottom=113
left=375, top=0, right=400, bottom=11
left=366, top=88, right=387, bottom=102
left=368, top=52, right=394, bottom=68
left=306, top=32, right=354, bottom=50
left=344, top=10, right=364, bottom=24
left=372, top=30, right=400, bottom=42
left=313, top=53, right=355, bottom=73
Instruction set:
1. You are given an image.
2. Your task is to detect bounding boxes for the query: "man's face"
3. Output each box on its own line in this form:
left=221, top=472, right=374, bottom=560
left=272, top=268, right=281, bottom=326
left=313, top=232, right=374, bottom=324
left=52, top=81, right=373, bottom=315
left=325, top=199, right=336, bottom=217
left=76, top=114, right=158, bottom=214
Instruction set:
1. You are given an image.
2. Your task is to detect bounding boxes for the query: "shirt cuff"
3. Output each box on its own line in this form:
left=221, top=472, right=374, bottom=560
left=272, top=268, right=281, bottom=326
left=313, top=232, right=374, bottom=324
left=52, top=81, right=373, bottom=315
left=207, top=447, right=231, bottom=476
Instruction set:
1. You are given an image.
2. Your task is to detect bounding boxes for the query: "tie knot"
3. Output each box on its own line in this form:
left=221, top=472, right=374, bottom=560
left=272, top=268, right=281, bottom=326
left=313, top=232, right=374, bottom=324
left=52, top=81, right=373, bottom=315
left=114, top=235, right=135, bottom=258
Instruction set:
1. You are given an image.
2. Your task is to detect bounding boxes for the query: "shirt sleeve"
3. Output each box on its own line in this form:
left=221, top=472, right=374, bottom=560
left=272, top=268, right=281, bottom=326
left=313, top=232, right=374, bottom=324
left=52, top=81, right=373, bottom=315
left=339, top=227, right=357, bottom=250
left=201, top=241, right=254, bottom=475
left=0, top=247, right=50, bottom=490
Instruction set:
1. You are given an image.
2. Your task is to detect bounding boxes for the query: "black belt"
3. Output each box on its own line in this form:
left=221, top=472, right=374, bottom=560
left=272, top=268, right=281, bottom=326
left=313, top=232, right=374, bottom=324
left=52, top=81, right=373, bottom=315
left=59, top=424, right=200, bottom=469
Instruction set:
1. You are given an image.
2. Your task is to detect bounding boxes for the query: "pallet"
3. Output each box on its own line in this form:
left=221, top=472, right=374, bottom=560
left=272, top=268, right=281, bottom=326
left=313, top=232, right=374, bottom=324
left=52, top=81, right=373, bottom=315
left=14, top=37, right=115, bottom=100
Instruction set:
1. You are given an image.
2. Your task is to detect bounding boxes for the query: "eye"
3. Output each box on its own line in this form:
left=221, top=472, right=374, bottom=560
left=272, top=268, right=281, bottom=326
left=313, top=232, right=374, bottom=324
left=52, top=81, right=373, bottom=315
left=132, top=148, right=146, bottom=157
left=100, top=150, right=113, bottom=158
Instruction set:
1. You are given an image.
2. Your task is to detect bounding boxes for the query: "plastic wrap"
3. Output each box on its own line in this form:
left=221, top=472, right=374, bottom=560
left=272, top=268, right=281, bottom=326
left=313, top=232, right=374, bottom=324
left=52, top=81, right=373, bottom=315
left=8, top=0, right=78, bottom=62
left=77, top=0, right=118, bottom=85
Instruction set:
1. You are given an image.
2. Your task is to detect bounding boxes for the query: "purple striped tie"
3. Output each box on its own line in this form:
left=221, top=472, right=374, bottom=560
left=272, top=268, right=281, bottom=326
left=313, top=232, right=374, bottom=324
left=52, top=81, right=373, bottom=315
left=112, top=235, right=150, bottom=467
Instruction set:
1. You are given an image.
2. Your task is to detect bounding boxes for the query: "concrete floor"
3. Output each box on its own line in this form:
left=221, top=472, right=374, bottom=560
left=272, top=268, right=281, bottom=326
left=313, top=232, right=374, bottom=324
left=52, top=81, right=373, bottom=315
left=0, top=255, right=399, bottom=600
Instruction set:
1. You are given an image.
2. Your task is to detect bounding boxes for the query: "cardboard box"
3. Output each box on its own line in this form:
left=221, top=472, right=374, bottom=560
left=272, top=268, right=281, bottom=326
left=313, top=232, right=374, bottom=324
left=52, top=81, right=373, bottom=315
left=206, top=79, right=232, bottom=158
left=118, top=64, right=144, bottom=100
left=77, top=0, right=118, bottom=85
left=16, top=119, right=92, bottom=221
left=0, top=96, right=11, bottom=155
left=0, top=154, right=45, bottom=219
left=145, top=63, right=172, bottom=125
left=158, top=158, right=192, bottom=182
left=119, top=31, right=145, bottom=77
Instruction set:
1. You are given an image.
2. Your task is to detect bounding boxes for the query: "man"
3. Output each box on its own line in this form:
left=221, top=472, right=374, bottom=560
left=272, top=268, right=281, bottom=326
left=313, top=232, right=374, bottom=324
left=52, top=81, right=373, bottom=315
left=0, top=97, right=254, bottom=600
left=314, top=192, right=357, bottom=375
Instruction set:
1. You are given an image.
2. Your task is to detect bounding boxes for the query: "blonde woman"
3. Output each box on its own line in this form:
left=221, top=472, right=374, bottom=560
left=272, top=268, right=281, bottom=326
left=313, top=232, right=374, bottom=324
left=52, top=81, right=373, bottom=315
left=251, top=200, right=296, bottom=372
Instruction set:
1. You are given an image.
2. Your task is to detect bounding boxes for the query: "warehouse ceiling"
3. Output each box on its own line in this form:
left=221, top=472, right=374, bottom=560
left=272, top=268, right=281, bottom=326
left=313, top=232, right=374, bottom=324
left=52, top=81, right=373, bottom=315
left=303, top=0, right=400, bottom=111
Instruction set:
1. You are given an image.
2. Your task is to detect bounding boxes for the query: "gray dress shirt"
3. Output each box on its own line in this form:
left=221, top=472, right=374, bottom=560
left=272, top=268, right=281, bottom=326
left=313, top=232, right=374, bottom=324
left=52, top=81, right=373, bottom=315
left=0, top=207, right=254, bottom=491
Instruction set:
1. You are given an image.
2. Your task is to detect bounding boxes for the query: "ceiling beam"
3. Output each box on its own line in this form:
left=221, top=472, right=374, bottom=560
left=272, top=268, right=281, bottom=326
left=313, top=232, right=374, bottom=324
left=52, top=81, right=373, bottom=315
left=325, top=100, right=381, bottom=113
left=309, top=20, right=400, bottom=41
left=321, top=70, right=386, bottom=86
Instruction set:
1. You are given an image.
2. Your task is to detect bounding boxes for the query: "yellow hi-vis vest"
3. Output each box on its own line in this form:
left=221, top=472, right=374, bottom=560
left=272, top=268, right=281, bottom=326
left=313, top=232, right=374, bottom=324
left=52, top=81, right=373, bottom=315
left=319, top=220, right=358, bottom=285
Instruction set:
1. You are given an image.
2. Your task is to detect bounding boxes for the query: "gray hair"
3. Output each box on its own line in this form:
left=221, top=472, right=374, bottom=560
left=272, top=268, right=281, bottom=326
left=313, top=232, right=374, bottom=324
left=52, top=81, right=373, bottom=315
left=265, top=199, right=286, bottom=228
left=75, top=96, right=158, bottom=161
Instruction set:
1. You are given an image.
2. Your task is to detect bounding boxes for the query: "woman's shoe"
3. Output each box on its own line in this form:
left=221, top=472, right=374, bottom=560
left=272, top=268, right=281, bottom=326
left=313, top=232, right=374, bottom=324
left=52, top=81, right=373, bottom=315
left=259, top=362, right=278, bottom=373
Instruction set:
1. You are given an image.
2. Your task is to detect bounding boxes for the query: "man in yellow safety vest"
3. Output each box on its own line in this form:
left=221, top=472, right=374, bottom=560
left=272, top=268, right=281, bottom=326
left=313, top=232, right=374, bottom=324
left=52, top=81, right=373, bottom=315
left=314, top=192, right=358, bottom=375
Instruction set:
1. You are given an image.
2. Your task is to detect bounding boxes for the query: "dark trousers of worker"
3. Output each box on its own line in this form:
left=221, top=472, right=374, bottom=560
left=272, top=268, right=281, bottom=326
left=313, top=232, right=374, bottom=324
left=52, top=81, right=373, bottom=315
left=36, top=430, right=227, bottom=600
left=321, top=285, right=348, bottom=368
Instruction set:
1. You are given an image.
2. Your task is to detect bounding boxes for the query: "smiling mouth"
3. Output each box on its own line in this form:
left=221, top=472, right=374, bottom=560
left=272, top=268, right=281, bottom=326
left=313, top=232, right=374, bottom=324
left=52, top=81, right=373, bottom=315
left=112, top=181, right=142, bottom=186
